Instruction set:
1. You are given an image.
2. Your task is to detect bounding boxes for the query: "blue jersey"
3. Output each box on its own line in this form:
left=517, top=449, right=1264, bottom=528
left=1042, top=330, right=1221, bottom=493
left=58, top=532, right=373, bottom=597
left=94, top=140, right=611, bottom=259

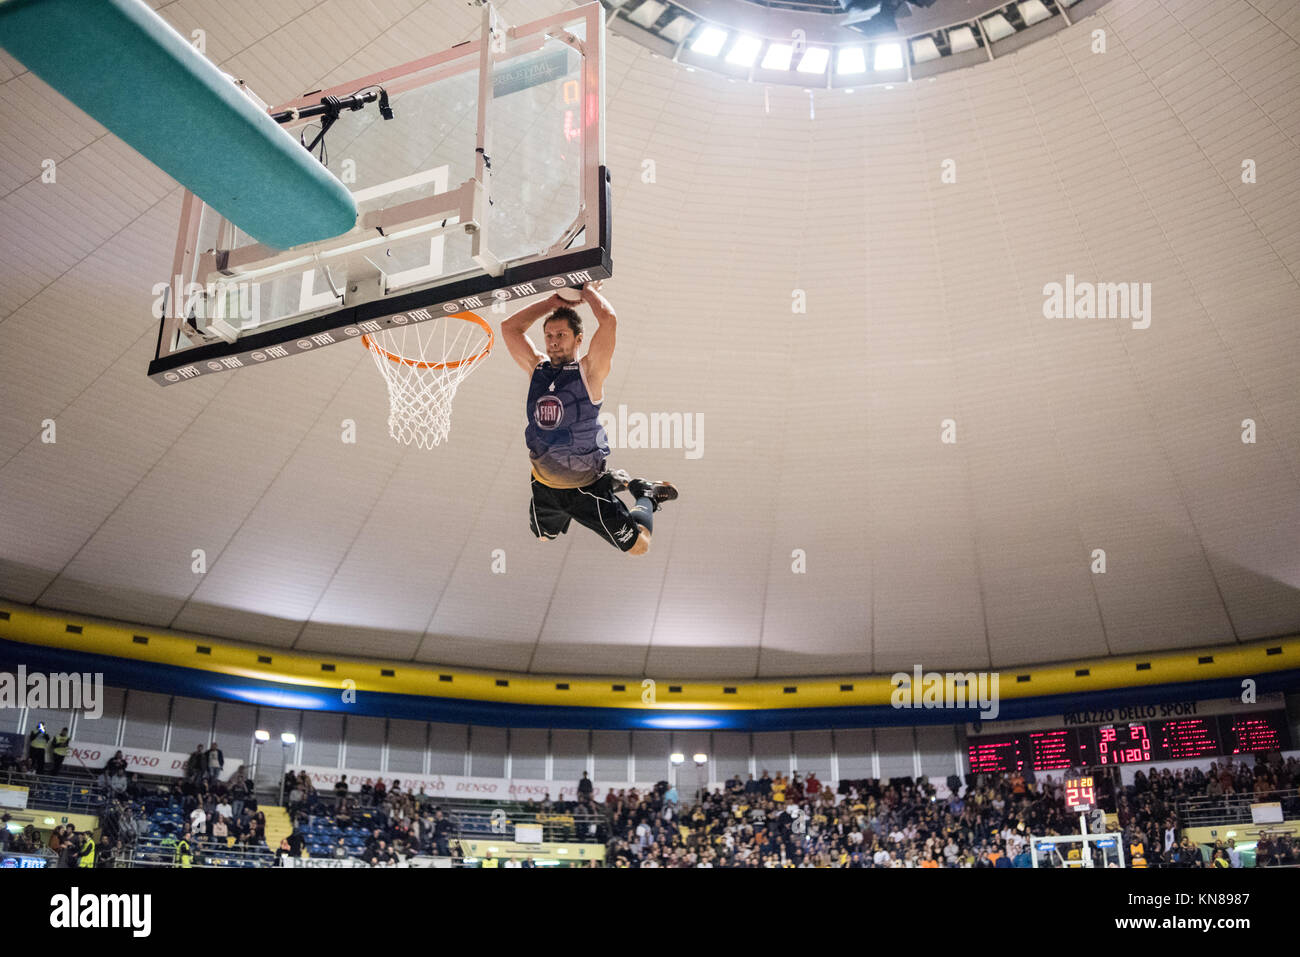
left=525, top=359, right=609, bottom=488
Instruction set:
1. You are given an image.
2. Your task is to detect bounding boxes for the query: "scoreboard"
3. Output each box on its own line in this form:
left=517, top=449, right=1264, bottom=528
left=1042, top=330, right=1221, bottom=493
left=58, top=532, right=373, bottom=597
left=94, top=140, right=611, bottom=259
left=967, top=710, right=1291, bottom=774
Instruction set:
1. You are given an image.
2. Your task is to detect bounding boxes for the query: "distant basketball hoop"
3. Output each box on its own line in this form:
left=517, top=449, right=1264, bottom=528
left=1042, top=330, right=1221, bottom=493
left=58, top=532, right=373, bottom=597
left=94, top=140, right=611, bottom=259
left=362, top=312, right=494, bottom=448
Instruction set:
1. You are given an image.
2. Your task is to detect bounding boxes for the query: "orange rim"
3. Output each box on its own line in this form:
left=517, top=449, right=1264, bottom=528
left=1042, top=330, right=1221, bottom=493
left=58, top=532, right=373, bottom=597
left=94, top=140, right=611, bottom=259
left=361, top=311, right=494, bottom=370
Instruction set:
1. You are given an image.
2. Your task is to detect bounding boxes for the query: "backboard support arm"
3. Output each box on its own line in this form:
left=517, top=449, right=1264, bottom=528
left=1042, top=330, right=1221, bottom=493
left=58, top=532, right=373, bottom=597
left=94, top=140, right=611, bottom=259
left=470, top=0, right=506, bottom=278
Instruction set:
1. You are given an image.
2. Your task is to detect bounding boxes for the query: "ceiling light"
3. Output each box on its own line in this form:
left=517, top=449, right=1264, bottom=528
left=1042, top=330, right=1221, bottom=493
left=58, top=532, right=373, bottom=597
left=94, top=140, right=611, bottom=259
left=726, top=35, right=762, bottom=66
left=796, top=47, right=829, bottom=74
left=628, top=0, right=666, bottom=29
left=982, top=14, right=1015, bottom=42
left=280, top=732, right=297, bottom=745
left=761, top=43, right=794, bottom=70
left=910, top=36, right=940, bottom=62
left=873, top=43, right=903, bottom=70
left=693, top=753, right=708, bottom=765
left=1019, top=0, right=1052, bottom=24
left=254, top=729, right=270, bottom=742
left=948, top=25, right=977, bottom=53
left=691, top=27, right=728, bottom=56
left=836, top=47, right=866, bottom=74
left=670, top=752, right=685, bottom=765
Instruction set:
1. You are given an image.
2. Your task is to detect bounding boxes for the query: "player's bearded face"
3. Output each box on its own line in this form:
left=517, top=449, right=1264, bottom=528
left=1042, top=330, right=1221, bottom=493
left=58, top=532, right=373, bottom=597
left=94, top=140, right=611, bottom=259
left=544, top=323, right=579, bottom=362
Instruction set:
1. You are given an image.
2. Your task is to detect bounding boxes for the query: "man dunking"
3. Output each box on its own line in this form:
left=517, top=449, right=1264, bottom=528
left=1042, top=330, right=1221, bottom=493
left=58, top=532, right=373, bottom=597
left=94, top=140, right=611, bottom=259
left=500, top=282, right=676, bottom=554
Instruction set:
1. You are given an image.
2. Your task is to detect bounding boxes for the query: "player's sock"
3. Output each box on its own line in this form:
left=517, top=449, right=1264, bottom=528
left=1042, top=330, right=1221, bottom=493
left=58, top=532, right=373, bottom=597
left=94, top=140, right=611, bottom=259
left=629, top=497, right=654, bottom=533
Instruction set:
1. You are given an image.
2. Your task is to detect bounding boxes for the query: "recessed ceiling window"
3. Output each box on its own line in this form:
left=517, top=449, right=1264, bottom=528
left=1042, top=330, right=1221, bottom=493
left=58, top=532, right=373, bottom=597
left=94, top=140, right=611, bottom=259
left=982, top=13, right=1016, bottom=42
left=910, top=36, right=940, bottom=63
left=660, top=15, right=694, bottom=44
left=948, top=25, right=978, bottom=53
left=873, top=43, right=903, bottom=71
left=628, top=0, right=666, bottom=29
left=836, top=47, right=866, bottom=74
left=761, top=43, right=794, bottom=70
left=1019, top=0, right=1052, bottom=25
left=690, top=26, right=728, bottom=57
left=725, top=35, right=762, bottom=67
left=796, top=47, right=830, bottom=74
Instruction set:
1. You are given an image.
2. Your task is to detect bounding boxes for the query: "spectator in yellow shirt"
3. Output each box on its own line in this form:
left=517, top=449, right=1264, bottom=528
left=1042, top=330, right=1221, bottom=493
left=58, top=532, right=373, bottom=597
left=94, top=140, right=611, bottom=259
left=1129, top=839, right=1146, bottom=868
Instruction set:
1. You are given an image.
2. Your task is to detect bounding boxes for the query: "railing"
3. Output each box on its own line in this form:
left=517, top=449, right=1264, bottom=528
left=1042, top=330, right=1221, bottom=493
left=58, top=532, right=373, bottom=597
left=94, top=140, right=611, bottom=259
left=1177, top=787, right=1300, bottom=827
left=121, top=836, right=275, bottom=868
left=281, top=789, right=607, bottom=850
left=0, top=769, right=107, bottom=814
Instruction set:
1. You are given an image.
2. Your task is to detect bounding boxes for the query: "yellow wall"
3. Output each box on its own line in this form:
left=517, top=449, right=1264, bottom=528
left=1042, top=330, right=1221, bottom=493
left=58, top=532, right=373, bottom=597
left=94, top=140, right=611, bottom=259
left=3, top=599, right=1297, bottom=711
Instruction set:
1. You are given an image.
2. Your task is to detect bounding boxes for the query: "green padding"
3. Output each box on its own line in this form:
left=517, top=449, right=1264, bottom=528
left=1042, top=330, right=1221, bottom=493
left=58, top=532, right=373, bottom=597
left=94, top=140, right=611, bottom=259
left=0, top=0, right=357, bottom=249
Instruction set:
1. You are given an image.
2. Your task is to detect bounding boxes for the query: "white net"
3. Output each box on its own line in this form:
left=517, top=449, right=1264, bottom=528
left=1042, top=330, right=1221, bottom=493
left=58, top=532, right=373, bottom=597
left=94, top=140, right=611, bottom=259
left=363, top=312, right=494, bottom=448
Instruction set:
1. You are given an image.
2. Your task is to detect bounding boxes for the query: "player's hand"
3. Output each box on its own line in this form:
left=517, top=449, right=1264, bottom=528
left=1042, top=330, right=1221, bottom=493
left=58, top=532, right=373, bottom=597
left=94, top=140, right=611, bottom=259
left=583, top=280, right=604, bottom=294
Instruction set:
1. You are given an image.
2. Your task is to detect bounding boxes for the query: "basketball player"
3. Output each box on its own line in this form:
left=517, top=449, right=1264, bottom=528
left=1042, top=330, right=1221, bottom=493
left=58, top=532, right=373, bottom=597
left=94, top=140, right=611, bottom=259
left=500, top=282, right=676, bottom=554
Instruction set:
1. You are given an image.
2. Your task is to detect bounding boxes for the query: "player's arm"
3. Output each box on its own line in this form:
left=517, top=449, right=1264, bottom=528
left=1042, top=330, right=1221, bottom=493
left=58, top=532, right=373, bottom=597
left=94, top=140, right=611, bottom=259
left=579, top=282, right=616, bottom=393
left=500, top=293, right=562, bottom=374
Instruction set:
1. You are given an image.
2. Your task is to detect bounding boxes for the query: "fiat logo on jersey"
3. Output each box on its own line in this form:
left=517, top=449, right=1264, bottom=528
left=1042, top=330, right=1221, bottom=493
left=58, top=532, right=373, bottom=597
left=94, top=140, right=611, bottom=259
left=534, top=395, right=564, bottom=430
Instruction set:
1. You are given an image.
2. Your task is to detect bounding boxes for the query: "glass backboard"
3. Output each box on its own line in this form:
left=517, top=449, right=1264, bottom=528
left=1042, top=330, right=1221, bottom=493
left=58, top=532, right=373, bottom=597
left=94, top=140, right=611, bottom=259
left=149, top=1, right=608, bottom=385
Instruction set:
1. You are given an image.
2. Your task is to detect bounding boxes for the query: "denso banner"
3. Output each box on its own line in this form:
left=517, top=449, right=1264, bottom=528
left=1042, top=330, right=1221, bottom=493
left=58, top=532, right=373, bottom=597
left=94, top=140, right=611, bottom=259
left=290, top=764, right=654, bottom=803
left=62, top=745, right=243, bottom=781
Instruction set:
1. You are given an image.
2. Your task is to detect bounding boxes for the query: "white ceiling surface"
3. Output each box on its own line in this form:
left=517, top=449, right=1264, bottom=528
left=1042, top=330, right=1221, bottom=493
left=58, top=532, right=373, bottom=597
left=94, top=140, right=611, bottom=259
left=2, top=0, right=1299, bottom=679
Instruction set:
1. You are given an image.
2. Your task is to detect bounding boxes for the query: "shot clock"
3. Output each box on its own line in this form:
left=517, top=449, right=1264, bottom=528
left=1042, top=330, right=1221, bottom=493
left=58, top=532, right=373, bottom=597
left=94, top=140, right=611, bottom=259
left=1063, top=774, right=1095, bottom=813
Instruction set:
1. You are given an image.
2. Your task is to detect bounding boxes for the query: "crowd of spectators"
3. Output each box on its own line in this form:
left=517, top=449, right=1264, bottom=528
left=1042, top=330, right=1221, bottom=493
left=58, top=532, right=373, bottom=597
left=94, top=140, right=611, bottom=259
left=284, top=772, right=457, bottom=864
left=602, top=753, right=1299, bottom=868
left=1117, top=756, right=1300, bottom=868
left=6, top=728, right=1297, bottom=870
left=0, top=815, right=99, bottom=866
left=279, top=771, right=606, bottom=865
left=92, top=745, right=265, bottom=865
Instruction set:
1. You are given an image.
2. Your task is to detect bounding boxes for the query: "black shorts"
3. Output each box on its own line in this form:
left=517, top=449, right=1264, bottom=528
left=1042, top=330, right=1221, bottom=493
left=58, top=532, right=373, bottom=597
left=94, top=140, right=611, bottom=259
left=528, top=472, right=644, bottom=552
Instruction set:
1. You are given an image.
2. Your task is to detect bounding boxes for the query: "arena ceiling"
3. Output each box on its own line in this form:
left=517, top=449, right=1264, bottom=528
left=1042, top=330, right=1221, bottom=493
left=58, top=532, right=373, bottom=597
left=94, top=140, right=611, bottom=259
left=1, top=0, right=1298, bottom=681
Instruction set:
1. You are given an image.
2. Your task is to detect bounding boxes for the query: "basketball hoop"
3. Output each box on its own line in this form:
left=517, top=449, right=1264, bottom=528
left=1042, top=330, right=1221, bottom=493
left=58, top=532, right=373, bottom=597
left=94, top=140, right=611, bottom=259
left=362, top=312, right=494, bottom=448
